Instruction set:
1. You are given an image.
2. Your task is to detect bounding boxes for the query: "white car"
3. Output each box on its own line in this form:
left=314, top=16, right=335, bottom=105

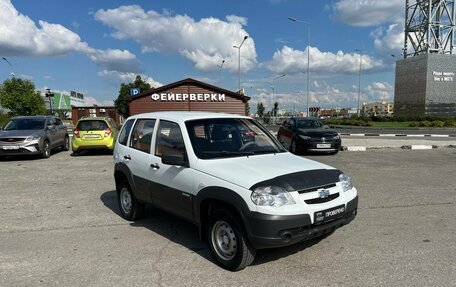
left=113, top=112, right=358, bottom=271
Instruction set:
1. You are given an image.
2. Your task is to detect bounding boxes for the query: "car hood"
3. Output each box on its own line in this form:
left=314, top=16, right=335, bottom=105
left=0, top=130, right=44, bottom=138
left=194, top=152, right=337, bottom=190
left=298, top=128, right=338, bottom=137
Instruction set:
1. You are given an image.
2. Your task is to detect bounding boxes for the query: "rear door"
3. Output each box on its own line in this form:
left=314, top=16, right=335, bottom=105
left=124, top=118, right=157, bottom=202
left=77, top=120, right=108, bottom=142
left=46, top=117, right=59, bottom=148
left=54, top=118, right=66, bottom=145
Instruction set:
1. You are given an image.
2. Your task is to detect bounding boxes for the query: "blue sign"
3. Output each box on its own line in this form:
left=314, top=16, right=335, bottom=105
left=131, top=88, right=140, bottom=96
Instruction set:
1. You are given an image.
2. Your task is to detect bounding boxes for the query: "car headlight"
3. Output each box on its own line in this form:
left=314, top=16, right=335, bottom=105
left=251, top=186, right=296, bottom=207
left=333, top=135, right=340, bottom=140
left=339, top=174, right=353, bottom=192
left=299, top=135, right=311, bottom=140
left=26, top=135, right=41, bottom=141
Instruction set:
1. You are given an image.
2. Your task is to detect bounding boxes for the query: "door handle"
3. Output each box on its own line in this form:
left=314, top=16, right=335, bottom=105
left=150, top=163, right=160, bottom=169
left=123, top=155, right=131, bottom=160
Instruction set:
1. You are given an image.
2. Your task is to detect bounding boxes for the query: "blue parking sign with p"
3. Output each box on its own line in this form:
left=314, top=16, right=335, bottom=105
left=131, top=88, right=140, bottom=96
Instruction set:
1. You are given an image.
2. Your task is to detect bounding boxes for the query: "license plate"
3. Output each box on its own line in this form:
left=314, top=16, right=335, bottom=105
left=314, top=204, right=345, bottom=225
left=2, top=145, right=19, bottom=150
left=84, top=134, right=100, bottom=138
left=317, top=144, right=331, bottom=148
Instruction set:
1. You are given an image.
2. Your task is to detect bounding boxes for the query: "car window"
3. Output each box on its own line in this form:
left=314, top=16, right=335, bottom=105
left=155, top=120, right=186, bottom=158
left=77, top=120, right=108, bottom=131
left=46, top=118, right=53, bottom=126
left=288, top=119, right=295, bottom=128
left=129, top=119, right=156, bottom=153
left=118, top=119, right=135, bottom=146
left=4, top=118, right=46, bottom=130
left=186, top=118, right=286, bottom=159
left=297, top=119, right=324, bottom=129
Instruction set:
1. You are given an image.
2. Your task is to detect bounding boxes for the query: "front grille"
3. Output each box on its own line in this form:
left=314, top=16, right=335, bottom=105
left=305, top=192, right=339, bottom=204
left=0, top=148, right=28, bottom=154
left=0, top=138, right=25, bottom=143
left=297, top=183, right=337, bottom=194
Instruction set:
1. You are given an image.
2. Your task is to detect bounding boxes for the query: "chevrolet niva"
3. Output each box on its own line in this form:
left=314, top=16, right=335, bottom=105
left=113, top=112, right=358, bottom=271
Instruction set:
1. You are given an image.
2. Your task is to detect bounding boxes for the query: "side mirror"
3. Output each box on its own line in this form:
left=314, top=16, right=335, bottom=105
left=161, top=152, right=189, bottom=167
left=323, top=125, right=330, bottom=129
left=0, top=126, right=3, bottom=130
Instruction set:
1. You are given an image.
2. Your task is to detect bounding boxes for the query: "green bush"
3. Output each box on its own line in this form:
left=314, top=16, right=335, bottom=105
left=430, top=121, right=445, bottom=128
left=408, top=122, right=419, bottom=127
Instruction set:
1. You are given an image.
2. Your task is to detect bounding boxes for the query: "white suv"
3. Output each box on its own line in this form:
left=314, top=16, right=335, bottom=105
left=113, top=112, right=358, bottom=271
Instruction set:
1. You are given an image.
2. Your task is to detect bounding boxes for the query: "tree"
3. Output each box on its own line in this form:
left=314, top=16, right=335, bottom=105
left=114, top=75, right=152, bottom=118
left=0, top=78, right=47, bottom=116
left=256, top=102, right=265, bottom=118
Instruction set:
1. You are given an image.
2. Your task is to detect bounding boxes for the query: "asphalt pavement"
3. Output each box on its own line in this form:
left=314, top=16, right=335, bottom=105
left=0, top=149, right=455, bottom=286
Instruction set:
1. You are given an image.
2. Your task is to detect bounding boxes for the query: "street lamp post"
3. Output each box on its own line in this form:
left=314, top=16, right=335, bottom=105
left=218, top=59, right=225, bottom=87
left=271, top=74, right=286, bottom=122
left=45, top=88, right=54, bottom=115
left=355, top=49, right=363, bottom=117
left=288, top=17, right=310, bottom=117
left=233, top=36, right=249, bottom=93
left=2, top=57, right=14, bottom=78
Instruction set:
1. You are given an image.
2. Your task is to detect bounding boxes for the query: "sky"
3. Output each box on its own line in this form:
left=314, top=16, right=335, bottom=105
left=0, top=0, right=407, bottom=112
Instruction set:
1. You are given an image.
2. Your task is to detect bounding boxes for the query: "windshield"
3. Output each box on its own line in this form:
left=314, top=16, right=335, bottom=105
left=4, top=118, right=45, bottom=131
left=296, top=119, right=324, bottom=129
left=77, top=120, right=108, bottom=131
left=186, top=118, right=286, bottom=159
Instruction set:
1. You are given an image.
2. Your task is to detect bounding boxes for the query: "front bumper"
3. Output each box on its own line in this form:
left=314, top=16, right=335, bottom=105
left=0, top=140, right=43, bottom=156
left=246, top=196, right=358, bottom=249
left=298, top=138, right=341, bottom=152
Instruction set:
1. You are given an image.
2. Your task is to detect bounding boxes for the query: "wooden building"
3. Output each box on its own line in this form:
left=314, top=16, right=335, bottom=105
left=71, top=106, right=121, bottom=125
left=128, top=78, right=250, bottom=116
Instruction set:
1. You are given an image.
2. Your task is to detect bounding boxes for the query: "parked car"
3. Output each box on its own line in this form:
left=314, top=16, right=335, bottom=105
left=71, top=117, right=119, bottom=155
left=0, top=116, right=69, bottom=158
left=113, top=112, right=358, bottom=271
left=277, top=117, right=341, bottom=154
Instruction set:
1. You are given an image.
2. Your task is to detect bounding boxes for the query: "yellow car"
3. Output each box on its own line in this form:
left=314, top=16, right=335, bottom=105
left=72, top=117, right=119, bottom=155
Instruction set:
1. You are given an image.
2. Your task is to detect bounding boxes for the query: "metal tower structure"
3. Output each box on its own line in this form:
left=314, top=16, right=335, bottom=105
left=404, top=0, right=455, bottom=58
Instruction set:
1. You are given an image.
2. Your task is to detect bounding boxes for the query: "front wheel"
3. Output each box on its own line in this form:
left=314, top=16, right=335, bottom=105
left=41, top=140, right=51, bottom=158
left=290, top=139, right=298, bottom=154
left=207, top=209, right=256, bottom=271
left=117, top=181, right=145, bottom=221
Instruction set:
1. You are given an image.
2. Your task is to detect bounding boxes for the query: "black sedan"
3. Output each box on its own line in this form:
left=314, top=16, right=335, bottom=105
left=277, top=118, right=341, bottom=154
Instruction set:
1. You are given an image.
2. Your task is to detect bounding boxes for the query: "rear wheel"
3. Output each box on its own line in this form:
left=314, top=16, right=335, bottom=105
left=207, top=209, right=256, bottom=271
left=117, top=181, right=144, bottom=221
left=62, top=135, right=70, bottom=151
left=42, top=140, right=51, bottom=158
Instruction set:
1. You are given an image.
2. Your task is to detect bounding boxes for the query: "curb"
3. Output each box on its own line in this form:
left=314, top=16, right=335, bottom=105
left=340, top=133, right=456, bottom=137
left=341, top=144, right=456, bottom=151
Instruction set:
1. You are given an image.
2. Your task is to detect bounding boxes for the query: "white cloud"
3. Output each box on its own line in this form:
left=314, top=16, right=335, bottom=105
left=94, top=5, right=257, bottom=72
left=85, top=48, right=141, bottom=73
left=0, top=0, right=140, bottom=73
left=332, top=0, right=403, bottom=27
left=372, top=23, right=404, bottom=56
left=97, top=70, right=163, bottom=88
left=265, top=46, right=384, bottom=75
left=226, top=15, right=248, bottom=26
left=365, top=81, right=393, bottom=102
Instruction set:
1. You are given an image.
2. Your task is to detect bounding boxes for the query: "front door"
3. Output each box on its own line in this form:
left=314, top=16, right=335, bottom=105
left=148, top=120, right=195, bottom=221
